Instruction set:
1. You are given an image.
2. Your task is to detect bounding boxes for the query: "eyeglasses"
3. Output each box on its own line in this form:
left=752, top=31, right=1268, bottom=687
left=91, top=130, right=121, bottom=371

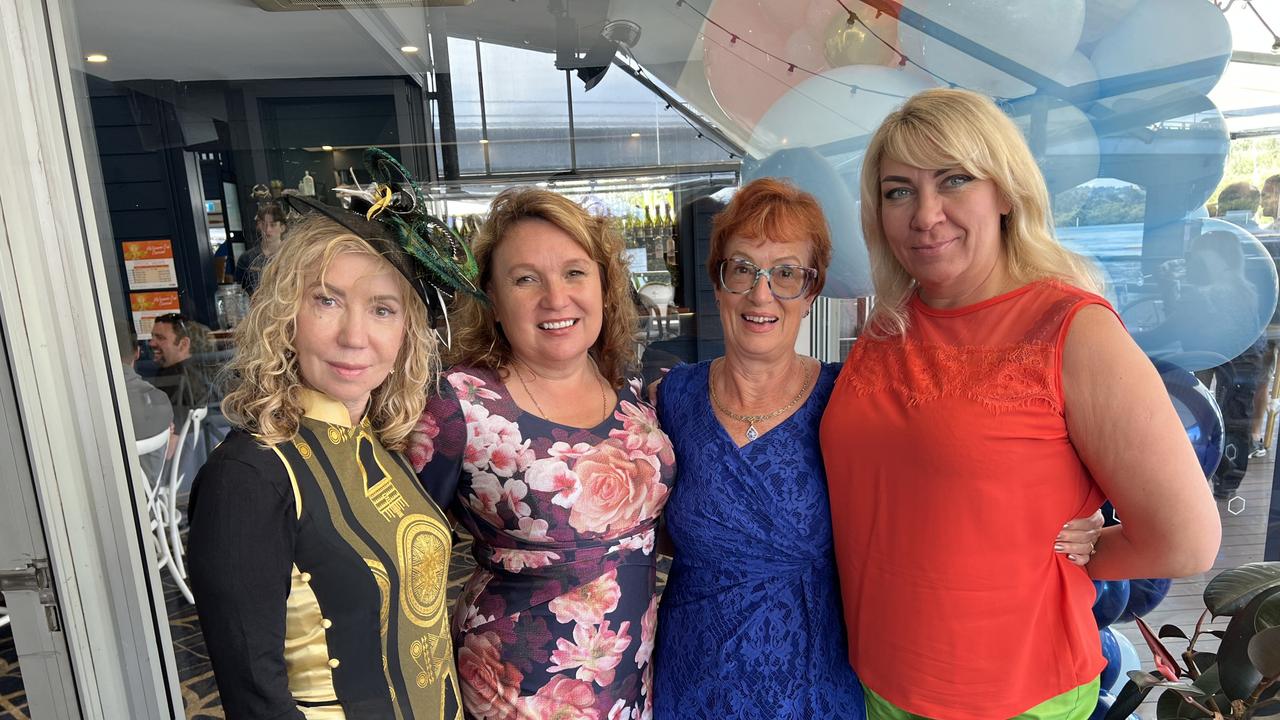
left=718, top=258, right=817, bottom=300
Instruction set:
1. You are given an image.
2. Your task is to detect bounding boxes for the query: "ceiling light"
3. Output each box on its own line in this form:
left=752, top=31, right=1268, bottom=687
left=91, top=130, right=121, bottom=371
left=630, top=132, right=641, bottom=138
left=321, top=145, right=334, bottom=151
left=400, top=45, right=419, bottom=53
left=479, top=139, right=490, bottom=144
left=86, top=54, right=109, bottom=63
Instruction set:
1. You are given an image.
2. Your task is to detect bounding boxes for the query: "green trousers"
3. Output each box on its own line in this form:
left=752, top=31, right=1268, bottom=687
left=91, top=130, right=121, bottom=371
left=863, top=677, right=1101, bottom=720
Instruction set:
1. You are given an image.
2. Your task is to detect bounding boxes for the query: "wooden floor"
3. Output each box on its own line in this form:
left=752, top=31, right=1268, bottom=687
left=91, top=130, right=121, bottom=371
left=1115, top=454, right=1277, bottom=717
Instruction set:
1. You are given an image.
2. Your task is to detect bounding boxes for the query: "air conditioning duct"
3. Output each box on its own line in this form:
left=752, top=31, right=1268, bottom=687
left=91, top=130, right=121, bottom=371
left=251, top=0, right=472, bottom=10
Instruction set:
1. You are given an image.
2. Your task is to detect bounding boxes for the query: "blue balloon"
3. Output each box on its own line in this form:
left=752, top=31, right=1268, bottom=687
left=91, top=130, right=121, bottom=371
left=1110, top=629, right=1143, bottom=697
left=1118, top=578, right=1173, bottom=622
left=1093, top=580, right=1132, bottom=628
left=1152, top=358, right=1225, bottom=479
left=1099, top=627, right=1122, bottom=691
left=1133, top=219, right=1278, bottom=371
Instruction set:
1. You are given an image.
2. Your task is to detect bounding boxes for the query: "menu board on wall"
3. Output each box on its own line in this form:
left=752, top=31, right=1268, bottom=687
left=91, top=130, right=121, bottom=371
left=123, top=239, right=178, bottom=290
left=130, top=291, right=180, bottom=339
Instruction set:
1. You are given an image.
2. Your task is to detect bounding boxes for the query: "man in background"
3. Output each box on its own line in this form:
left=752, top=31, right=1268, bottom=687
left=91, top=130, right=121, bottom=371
left=119, top=322, right=173, bottom=480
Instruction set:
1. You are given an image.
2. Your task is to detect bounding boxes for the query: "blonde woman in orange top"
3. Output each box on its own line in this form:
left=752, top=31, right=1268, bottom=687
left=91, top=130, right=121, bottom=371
left=821, top=88, right=1221, bottom=720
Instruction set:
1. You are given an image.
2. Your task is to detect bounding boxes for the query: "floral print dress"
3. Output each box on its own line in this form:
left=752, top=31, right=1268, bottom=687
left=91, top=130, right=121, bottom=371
left=409, top=365, right=675, bottom=720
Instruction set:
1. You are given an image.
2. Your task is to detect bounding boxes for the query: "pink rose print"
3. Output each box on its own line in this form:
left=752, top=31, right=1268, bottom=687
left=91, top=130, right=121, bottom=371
left=406, top=411, right=440, bottom=471
left=609, top=400, right=675, bottom=467
left=489, top=439, right=534, bottom=478
left=635, top=596, right=657, bottom=669
left=568, top=442, right=667, bottom=536
left=608, top=699, right=634, bottom=720
left=548, top=620, right=633, bottom=687
left=516, top=676, right=600, bottom=720
left=457, top=631, right=523, bottom=720
left=510, top=515, right=552, bottom=543
left=639, top=665, right=653, bottom=720
left=525, top=457, right=582, bottom=508
left=449, top=371, right=503, bottom=402
left=491, top=548, right=561, bottom=573
left=548, top=569, right=621, bottom=626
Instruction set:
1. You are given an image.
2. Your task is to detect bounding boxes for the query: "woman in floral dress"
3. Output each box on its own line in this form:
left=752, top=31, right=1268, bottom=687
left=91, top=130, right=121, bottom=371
left=410, top=188, right=675, bottom=720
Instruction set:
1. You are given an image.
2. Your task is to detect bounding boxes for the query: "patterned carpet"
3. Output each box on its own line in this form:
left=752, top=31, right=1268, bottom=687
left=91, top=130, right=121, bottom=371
left=0, top=532, right=670, bottom=719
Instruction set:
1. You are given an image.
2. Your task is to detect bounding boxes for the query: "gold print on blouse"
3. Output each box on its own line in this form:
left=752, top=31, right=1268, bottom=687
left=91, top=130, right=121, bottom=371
left=365, top=560, right=391, bottom=635
left=358, top=430, right=408, bottom=521
left=295, top=440, right=314, bottom=460
left=409, top=628, right=450, bottom=688
left=396, top=515, right=449, bottom=628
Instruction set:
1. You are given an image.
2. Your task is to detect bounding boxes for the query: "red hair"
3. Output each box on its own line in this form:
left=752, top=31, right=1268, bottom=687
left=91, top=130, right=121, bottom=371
left=707, top=177, right=832, bottom=296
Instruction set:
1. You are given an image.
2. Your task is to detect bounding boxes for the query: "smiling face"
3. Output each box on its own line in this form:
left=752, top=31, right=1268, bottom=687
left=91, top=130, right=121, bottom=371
left=149, top=320, right=190, bottom=367
left=878, top=158, right=1013, bottom=307
left=716, top=234, right=815, bottom=365
left=488, top=218, right=604, bottom=373
left=293, top=251, right=407, bottom=423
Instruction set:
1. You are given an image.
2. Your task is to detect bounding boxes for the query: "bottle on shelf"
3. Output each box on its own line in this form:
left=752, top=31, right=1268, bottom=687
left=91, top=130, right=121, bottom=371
left=298, top=170, right=315, bottom=197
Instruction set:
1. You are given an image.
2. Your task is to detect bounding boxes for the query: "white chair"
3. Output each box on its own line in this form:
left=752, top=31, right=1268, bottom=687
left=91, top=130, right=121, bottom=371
left=163, top=407, right=207, bottom=599
left=136, top=425, right=194, bottom=603
left=638, top=282, right=676, bottom=341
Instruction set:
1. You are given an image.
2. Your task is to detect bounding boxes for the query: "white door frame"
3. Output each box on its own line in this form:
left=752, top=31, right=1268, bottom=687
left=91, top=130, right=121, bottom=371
left=0, top=0, right=183, bottom=717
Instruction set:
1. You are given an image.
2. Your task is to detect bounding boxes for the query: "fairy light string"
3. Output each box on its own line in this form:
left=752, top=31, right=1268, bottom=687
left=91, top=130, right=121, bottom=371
left=670, top=0, right=961, bottom=99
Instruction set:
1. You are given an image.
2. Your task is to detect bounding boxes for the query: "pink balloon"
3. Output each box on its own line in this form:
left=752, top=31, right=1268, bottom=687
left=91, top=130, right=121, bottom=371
left=703, top=0, right=830, bottom=132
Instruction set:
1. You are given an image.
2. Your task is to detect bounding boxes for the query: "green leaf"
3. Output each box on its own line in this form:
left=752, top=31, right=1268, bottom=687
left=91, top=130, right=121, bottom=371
left=1161, top=624, right=1190, bottom=640
left=1204, top=562, right=1280, bottom=617
left=1190, top=654, right=1219, bottom=685
left=1259, top=593, right=1280, bottom=632
left=1107, top=676, right=1157, bottom=719
left=1219, top=585, right=1280, bottom=700
left=1248, top=626, right=1280, bottom=678
left=1156, top=688, right=1210, bottom=719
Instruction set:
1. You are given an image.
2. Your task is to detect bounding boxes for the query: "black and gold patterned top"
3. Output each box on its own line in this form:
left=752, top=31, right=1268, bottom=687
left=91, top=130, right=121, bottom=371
left=188, top=389, right=462, bottom=720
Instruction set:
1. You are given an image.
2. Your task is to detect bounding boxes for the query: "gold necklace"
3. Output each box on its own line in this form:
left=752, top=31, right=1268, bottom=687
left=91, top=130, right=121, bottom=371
left=709, top=357, right=813, bottom=442
left=513, top=359, right=609, bottom=425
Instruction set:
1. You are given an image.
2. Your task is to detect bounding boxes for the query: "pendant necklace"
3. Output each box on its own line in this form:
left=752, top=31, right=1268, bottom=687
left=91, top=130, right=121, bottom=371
left=709, top=357, right=813, bottom=442
left=513, top=359, right=609, bottom=425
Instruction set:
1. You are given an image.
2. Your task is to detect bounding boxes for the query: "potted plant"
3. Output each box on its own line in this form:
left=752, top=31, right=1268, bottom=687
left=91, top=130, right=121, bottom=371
left=1105, top=562, right=1280, bottom=719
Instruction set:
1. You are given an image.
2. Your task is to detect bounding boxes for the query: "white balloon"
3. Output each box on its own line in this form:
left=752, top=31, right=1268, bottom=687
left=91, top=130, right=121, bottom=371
left=898, top=0, right=1085, bottom=99
left=748, top=64, right=938, bottom=153
left=1080, top=0, right=1141, bottom=45
left=1010, top=97, right=1100, bottom=193
left=1089, top=0, right=1231, bottom=111
left=1110, top=628, right=1143, bottom=696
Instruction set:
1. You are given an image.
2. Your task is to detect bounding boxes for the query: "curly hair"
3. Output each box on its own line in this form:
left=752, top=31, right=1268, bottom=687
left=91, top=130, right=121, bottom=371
left=446, top=187, right=637, bottom=387
left=859, top=88, right=1101, bottom=337
left=221, top=214, right=438, bottom=450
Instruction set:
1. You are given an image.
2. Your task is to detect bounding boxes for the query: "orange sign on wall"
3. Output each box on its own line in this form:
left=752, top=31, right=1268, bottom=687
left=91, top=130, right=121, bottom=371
left=129, top=291, right=180, bottom=339
left=122, top=239, right=177, bottom=290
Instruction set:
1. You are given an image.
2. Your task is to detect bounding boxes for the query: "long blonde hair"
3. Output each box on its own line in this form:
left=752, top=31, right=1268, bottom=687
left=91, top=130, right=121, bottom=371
left=447, top=187, right=637, bottom=387
left=860, top=88, right=1101, bottom=337
left=221, top=215, right=438, bottom=450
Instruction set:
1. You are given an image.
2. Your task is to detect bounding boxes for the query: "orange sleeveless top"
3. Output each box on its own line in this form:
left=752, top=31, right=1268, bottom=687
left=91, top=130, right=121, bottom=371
left=820, top=280, right=1108, bottom=720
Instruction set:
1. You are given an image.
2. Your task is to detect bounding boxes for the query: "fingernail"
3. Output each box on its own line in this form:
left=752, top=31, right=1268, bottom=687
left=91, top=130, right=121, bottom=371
left=1067, top=554, right=1078, bottom=562
left=1054, top=543, right=1065, bottom=552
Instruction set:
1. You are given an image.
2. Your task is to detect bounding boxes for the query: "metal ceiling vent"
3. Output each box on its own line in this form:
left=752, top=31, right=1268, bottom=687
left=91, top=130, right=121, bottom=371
left=251, top=0, right=473, bottom=10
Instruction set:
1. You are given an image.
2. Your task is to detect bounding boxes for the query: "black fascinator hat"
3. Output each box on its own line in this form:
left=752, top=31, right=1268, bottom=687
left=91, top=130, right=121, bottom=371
left=281, top=148, right=484, bottom=343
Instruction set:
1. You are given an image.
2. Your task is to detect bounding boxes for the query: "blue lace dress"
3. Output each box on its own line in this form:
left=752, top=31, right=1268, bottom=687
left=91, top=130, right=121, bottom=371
left=653, top=361, right=864, bottom=719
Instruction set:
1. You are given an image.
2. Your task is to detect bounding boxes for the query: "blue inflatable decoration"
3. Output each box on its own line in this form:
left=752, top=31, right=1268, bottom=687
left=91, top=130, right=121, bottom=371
left=1151, top=358, right=1225, bottom=479
left=1091, top=690, right=1139, bottom=720
left=1118, top=578, right=1174, bottom=623
left=1093, top=580, right=1132, bottom=628
left=1099, top=626, right=1122, bottom=691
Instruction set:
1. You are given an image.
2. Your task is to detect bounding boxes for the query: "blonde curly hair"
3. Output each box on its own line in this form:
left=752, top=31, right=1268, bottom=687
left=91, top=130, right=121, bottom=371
left=860, top=88, right=1101, bottom=337
left=221, top=215, right=438, bottom=450
left=446, top=187, right=637, bottom=387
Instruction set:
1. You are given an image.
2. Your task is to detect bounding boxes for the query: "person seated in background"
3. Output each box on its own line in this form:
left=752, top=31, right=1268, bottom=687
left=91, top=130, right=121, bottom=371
left=237, top=203, right=287, bottom=295
left=118, top=321, right=173, bottom=480
left=1262, top=174, right=1280, bottom=231
left=147, top=313, right=212, bottom=421
left=1216, top=180, right=1263, bottom=230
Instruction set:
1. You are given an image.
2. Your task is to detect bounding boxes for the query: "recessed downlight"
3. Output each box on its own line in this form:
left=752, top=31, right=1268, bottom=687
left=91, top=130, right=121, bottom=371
left=86, top=54, right=109, bottom=63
